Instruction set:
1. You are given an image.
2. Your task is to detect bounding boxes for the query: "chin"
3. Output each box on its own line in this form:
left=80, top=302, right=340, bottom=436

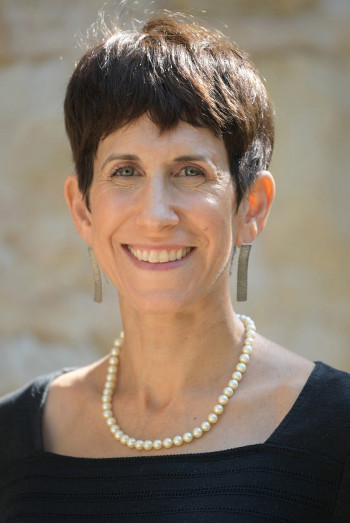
left=121, top=289, right=199, bottom=316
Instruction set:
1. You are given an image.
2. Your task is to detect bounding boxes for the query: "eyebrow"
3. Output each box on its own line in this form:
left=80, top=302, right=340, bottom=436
left=173, top=155, right=207, bottom=162
left=174, top=155, right=218, bottom=171
left=101, top=154, right=139, bottom=171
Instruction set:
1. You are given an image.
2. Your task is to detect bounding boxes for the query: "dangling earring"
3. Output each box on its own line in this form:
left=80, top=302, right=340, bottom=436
left=88, top=246, right=103, bottom=303
left=236, top=243, right=252, bottom=302
left=230, top=246, right=237, bottom=276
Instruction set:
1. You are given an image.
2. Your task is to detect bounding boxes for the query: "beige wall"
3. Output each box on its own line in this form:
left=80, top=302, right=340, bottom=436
left=1, top=0, right=349, bottom=395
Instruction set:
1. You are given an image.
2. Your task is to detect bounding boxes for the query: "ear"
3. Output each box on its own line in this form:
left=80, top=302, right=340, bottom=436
left=236, top=171, right=275, bottom=247
left=64, top=174, right=93, bottom=245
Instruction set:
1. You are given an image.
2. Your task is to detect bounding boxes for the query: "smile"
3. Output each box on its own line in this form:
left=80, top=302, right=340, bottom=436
left=127, top=246, right=192, bottom=263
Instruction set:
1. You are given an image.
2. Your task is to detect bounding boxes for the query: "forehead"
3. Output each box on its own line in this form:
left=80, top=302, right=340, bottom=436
left=95, top=116, right=229, bottom=168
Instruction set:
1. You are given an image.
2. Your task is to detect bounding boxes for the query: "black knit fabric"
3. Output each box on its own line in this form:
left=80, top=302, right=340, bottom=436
left=0, top=362, right=349, bottom=522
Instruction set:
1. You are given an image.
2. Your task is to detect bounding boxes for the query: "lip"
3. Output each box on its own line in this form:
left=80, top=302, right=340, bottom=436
left=122, top=244, right=194, bottom=271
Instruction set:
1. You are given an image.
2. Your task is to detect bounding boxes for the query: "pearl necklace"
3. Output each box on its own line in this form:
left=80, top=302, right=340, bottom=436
left=102, top=314, right=255, bottom=451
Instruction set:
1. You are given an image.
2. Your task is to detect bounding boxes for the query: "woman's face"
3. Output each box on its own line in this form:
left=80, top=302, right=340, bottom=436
left=87, top=116, right=244, bottom=314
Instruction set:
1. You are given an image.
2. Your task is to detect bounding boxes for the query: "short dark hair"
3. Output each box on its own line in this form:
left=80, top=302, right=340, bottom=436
left=64, top=14, right=274, bottom=210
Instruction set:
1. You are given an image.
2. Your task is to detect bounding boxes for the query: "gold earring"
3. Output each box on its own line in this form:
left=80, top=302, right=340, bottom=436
left=236, top=244, right=252, bottom=302
left=88, top=246, right=103, bottom=303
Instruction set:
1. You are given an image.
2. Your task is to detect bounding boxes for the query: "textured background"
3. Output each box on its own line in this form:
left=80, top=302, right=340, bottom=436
left=1, top=0, right=349, bottom=395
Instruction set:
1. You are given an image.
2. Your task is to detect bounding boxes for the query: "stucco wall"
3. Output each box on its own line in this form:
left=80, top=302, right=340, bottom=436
left=1, top=0, right=349, bottom=395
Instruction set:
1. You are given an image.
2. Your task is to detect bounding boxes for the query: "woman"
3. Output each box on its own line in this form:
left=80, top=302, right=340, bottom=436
left=0, top=14, right=349, bottom=522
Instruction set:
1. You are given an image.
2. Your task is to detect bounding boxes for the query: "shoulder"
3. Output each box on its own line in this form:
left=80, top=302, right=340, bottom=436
left=0, top=372, right=56, bottom=425
left=252, top=337, right=350, bottom=457
left=41, top=360, right=107, bottom=454
left=294, top=360, right=350, bottom=419
left=271, top=359, right=350, bottom=460
left=308, top=361, right=350, bottom=417
left=0, top=371, right=66, bottom=471
left=256, top=336, right=349, bottom=409
left=315, top=360, right=349, bottom=386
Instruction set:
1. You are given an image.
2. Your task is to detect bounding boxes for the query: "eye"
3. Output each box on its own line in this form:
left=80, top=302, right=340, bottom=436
left=111, top=165, right=136, bottom=177
left=177, top=165, right=205, bottom=177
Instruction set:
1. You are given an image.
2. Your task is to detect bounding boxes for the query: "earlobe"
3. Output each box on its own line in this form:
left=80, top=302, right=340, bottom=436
left=64, top=174, right=92, bottom=245
left=236, top=171, right=275, bottom=246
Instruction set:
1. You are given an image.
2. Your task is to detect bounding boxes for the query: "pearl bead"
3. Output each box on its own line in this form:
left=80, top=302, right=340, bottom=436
left=183, top=432, right=193, bottom=442
left=163, top=438, right=173, bottom=448
left=242, top=345, right=252, bottom=355
left=104, top=381, right=114, bottom=389
left=108, top=365, right=117, bottom=374
left=193, top=427, right=203, bottom=438
left=223, top=387, right=233, bottom=397
left=102, top=395, right=111, bottom=403
left=114, top=430, right=123, bottom=440
left=213, top=404, right=224, bottom=415
left=113, top=338, right=122, bottom=347
left=153, top=439, right=163, bottom=449
left=201, top=421, right=211, bottom=432
left=103, top=410, right=113, bottom=418
left=110, top=424, right=119, bottom=433
left=111, top=346, right=120, bottom=355
left=228, top=379, right=238, bottom=389
left=103, top=389, right=111, bottom=397
left=246, top=329, right=255, bottom=337
left=232, top=371, right=242, bottom=381
left=239, top=354, right=250, bottom=364
left=143, top=440, right=153, bottom=450
left=135, top=440, right=144, bottom=450
left=102, top=402, right=111, bottom=410
left=236, top=363, right=246, bottom=373
left=245, top=336, right=254, bottom=346
left=120, top=331, right=125, bottom=339
left=173, top=435, right=183, bottom=446
left=218, top=394, right=228, bottom=405
left=127, top=438, right=136, bottom=448
left=106, top=417, right=116, bottom=426
left=120, top=434, right=129, bottom=444
left=208, top=413, right=218, bottom=424
left=109, top=356, right=118, bottom=365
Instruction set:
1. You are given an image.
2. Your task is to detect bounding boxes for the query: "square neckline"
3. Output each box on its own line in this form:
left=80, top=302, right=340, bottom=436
left=34, top=362, right=322, bottom=463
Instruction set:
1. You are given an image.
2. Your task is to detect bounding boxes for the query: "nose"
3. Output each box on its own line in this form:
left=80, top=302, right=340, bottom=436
left=135, top=176, right=180, bottom=231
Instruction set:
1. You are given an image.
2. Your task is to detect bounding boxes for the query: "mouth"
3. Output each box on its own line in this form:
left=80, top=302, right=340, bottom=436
left=126, top=246, right=192, bottom=264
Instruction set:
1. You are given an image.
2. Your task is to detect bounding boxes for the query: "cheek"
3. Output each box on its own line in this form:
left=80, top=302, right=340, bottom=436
left=201, top=192, right=235, bottom=233
left=89, top=186, right=127, bottom=231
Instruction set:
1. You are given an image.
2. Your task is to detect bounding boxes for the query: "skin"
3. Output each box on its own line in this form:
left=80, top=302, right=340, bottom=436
left=42, top=116, right=314, bottom=458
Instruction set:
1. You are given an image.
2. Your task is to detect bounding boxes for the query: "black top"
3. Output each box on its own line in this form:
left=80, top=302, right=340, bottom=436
left=0, top=361, right=349, bottom=522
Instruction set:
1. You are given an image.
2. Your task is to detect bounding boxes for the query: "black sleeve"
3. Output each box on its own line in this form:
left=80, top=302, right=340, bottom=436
left=0, top=372, right=59, bottom=473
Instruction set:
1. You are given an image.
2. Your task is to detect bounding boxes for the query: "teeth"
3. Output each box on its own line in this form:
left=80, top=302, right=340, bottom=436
left=128, top=246, right=191, bottom=263
left=158, top=250, right=170, bottom=263
left=149, top=250, right=159, bottom=263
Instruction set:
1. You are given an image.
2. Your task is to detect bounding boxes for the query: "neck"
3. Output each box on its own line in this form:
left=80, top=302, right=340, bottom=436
left=116, top=294, right=246, bottom=409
